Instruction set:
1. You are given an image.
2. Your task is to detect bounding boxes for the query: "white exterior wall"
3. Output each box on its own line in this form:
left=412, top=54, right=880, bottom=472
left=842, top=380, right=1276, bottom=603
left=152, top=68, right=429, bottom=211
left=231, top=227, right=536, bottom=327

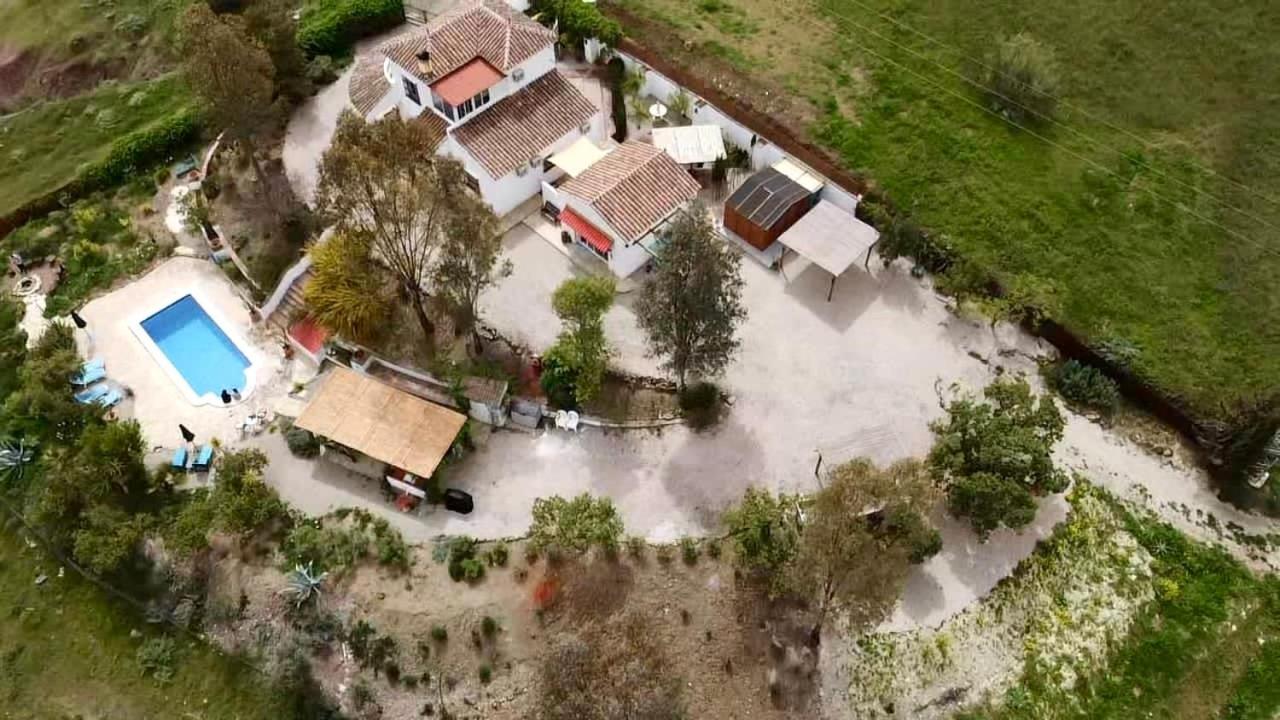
left=440, top=110, right=606, bottom=218
left=617, top=52, right=861, bottom=216
left=560, top=195, right=656, bottom=278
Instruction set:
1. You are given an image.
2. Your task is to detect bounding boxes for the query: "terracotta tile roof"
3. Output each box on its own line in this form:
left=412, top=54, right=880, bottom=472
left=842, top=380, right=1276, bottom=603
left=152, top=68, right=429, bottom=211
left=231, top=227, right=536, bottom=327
left=560, top=141, right=701, bottom=242
left=451, top=70, right=597, bottom=179
left=379, top=0, right=555, bottom=83
left=348, top=56, right=390, bottom=116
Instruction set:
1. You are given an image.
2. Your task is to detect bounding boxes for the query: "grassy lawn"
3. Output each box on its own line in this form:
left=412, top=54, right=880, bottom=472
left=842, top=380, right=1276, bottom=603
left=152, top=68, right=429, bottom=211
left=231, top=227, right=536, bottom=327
left=0, top=0, right=186, bottom=69
left=607, top=0, right=1280, bottom=419
left=0, top=529, right=294, bottom=719
left=0, top=74, right=194, bottom=218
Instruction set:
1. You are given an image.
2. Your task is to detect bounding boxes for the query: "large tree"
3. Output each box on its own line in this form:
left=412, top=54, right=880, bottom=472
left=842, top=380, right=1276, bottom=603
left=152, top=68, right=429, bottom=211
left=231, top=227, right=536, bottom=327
left=929, top=377, right=1068, bottom=539
left=723, top=459, right=941, bottom=642
left=636, top=204, right=747, bottom=388
left=304, top=232, right=393, bottom=346
left=541, top=276, right=615, bottom=405
left=178, top=3, right=277, bottom=190
left=243, top=0, right=311, bottom=104
left=791, top=458, right=940, bottom=640
left=431, top=194, right=511, bottom=348
left=315, top=111, right=464, bottom=343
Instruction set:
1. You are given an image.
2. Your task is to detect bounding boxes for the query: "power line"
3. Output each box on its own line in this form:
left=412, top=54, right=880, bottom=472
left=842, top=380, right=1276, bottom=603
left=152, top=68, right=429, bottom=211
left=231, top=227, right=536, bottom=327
left=807, top=0, right=1280, bottom=234
left=771, top=6, right=1280, bottom=262
left=814, top=0, right=1280, bottom=210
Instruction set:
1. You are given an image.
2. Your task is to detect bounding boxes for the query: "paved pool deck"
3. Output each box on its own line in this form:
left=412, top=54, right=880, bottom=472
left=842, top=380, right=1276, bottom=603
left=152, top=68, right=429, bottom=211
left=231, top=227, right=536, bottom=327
left=77, top=257, right=295, bottom=450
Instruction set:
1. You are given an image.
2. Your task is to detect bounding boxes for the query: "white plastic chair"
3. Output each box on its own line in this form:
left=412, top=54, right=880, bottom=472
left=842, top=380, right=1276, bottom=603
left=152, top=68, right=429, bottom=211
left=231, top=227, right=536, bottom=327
left=565, top=410, right=580, bottom=432
left=554, top=410, right=569, bottom=430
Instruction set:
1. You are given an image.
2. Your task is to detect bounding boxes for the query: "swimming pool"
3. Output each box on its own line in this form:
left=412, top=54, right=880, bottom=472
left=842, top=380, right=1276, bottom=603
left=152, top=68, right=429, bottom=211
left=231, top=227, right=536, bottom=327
left=138, top=294, right=252, bottom=403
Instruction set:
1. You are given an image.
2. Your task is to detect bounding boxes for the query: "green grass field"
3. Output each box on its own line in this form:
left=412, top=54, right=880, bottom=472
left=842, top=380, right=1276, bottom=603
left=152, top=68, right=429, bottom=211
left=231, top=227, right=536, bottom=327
left=608, top=0, right=1280, bottom=418
left=0, top=74, right=193, bottom=218
left=0, top=0, right=186, bottom=67
left=0, top=529, right=294, bottom=719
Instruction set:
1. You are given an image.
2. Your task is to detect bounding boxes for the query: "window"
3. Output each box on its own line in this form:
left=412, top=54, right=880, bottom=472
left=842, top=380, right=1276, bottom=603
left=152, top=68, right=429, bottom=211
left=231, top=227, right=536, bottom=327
left=579, top=122, right=591, bottom=135
left=402, top=77, right=420, bottom=105
left=451, top=89, right=491, bottom=121
left=464, top=173, right=480, bottom=194
left=512, top=68, right=525, bottom=82
left=542, top=156, right=555, bottom=173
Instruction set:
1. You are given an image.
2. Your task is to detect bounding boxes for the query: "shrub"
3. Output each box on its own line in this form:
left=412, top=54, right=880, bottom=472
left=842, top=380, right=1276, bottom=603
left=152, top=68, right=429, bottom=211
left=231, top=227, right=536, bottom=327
left=306, top=54, right=339, bottom=85
left=80, top=109, right=202, bottom=191
left=626, top=536, right=647, bottom=559
left=297, top=0, right=404, bottom=58
left=706, top=540, right=721, bottom=560
left=528, top=494, right=625, bottom=555
left=430, top=625, right=448, bottom=643
left=485, top=541, right=509, bottom=567
left=481, top=616, right=498, bottom=637
left=655, top=544, right=674, bottom=564
left=1047, top=359, right=1120, bottom=414
left=678, top=382, right=722, bottom=430
left=444, top=536, right=486, bottom=582
left=136, top=636, right=179, bottom=683
left=986, top=33, right=1060, bottom=123
left=285, top=425, right=322, bottom=457
left=679, top=537, right=699, bottom=565
left=478, top=663, right=492, bottom=684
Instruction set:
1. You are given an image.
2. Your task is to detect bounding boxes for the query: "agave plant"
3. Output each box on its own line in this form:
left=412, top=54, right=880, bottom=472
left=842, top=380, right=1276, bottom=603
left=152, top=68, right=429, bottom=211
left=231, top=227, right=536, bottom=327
left=284, top=563, right=328, bottom=607
left=0, top=438, right=36, bottom=483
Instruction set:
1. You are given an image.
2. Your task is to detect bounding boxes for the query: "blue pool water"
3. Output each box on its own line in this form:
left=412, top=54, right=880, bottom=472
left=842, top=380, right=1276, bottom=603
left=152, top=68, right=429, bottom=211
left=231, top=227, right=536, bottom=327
left=141, top=295, right=250, bottom=399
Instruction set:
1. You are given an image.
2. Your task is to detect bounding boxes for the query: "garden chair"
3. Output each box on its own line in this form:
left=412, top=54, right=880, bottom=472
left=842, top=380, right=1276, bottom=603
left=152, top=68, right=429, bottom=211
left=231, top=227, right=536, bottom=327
left=96, top=389, right=124, bottom=408
left=171, top=447, right=189, bottom=471
left=73, top=383, right=110, bottom=405
left=565, top=410, right=580, bottom=432
left=191, top=445, right=214, bottom=472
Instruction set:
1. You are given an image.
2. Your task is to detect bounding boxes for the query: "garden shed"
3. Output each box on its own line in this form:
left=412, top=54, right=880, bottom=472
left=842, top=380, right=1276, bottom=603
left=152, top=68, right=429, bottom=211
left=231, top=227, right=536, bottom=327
left=723, top=165, right=819, bottom=251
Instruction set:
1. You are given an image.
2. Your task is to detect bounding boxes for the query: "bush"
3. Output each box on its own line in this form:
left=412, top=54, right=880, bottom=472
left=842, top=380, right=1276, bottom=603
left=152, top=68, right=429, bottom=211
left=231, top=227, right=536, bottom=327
left=678, top=382, right=722, bottom=430
left=679, top=537, right=699, bottom=565
left=444, top=536, right=486, bottom=582
left=626, top=536, right=647, bottom=559
left=297, top=0, right=404, bottom=58
left=478, top=664, right=492, bottom=684
left=481, top=616, right=498, bottom=637
left=655, top=544, right=674, bottom=564
left=485, top=541, right=509, bottom=567
left=306, top=54, right=340, bottom=85
left=607, top=57, right=628, bottom=143
left=528, top=494, right=625, bottom=555
left=285, top=425, right=322, bottom=458
left=136, top=636, right=179, bottom=683
left=1048, top=359, right=1120, bottom=414
left=430, top=625, right=448, bottom=643
left=986, top=33, right=1060, bottom=124
left=80, top=110, right=202, bottom=192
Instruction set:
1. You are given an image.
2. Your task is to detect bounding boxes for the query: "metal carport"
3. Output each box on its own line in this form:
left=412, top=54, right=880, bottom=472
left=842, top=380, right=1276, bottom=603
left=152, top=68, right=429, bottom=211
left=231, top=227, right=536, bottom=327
left=776, top=200, right=880, bottom=300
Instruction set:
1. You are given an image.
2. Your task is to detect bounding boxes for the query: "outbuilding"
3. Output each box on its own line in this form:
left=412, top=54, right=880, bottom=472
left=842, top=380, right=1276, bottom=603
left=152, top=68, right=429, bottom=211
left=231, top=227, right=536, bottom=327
left=723, top=161, right=822, bottom=251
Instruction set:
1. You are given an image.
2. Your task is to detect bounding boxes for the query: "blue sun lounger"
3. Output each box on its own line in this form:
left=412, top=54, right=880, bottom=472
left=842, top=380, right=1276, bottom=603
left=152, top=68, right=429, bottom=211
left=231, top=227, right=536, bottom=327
left=74, top=383, right=110, bottom=405
left=171, top=446, right=189, bottom=471
left=191, top=445, right=214, bottom=472
left=97, top=389, right=123, bottom=409
left=72, top=359, right=106, bottom=386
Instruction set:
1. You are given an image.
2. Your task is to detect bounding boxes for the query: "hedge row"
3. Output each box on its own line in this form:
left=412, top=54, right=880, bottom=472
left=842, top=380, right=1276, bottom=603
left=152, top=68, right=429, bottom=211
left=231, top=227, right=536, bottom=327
left=0, top=109, right=202, bottom=239
left=297, top=0, right=404, bottom=58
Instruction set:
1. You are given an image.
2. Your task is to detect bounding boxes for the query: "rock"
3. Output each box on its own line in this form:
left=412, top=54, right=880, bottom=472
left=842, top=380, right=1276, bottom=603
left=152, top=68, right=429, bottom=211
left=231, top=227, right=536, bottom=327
left=34, top=574, right=47, bottom=586
left=130, top=629, right=142, bottom=639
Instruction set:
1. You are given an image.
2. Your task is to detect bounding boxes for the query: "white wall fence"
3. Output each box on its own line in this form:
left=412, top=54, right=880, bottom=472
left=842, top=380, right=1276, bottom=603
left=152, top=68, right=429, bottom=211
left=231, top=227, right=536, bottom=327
left=615, top=50, right=861, bottom=217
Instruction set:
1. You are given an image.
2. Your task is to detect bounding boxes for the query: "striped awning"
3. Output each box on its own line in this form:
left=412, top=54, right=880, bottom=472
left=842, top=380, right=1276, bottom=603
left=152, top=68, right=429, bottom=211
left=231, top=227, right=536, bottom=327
left=561, top=208, right=613, bottom=254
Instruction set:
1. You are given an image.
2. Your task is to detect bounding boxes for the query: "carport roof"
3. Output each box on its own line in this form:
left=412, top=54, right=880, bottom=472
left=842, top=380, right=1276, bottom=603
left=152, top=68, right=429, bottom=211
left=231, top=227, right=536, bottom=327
left=725, top=166, right=812, bottom=230
left=294, top=367, right=467, bottom=479
left=776, top=199, right=879, bottom=276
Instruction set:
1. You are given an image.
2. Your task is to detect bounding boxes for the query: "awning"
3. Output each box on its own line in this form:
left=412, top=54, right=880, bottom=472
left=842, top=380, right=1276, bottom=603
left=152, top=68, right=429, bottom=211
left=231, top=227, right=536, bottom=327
left=548, top=136, right=608, bottom=178
left=561, top=208, right=614, bottom=254
left=651, top=125, right=725, bottom=165
left=430, top=57, right=503, bottom=106
left=776, top=200, right=879, bottom=277
left=294, top=367, right=467, bottom=479
left=772, top=158, right=825, bottom=194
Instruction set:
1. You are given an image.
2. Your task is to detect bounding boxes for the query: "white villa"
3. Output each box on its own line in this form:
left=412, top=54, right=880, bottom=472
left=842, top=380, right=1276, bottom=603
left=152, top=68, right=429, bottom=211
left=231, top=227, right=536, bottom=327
left=552, top=140, right=701, bottom=278
left=347, top=0, right=604, bottom=216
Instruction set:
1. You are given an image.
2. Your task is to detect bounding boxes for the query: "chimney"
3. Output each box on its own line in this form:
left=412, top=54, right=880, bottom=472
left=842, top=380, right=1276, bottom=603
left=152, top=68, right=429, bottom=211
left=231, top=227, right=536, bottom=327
left=415, top=50, right=433, bottom=77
